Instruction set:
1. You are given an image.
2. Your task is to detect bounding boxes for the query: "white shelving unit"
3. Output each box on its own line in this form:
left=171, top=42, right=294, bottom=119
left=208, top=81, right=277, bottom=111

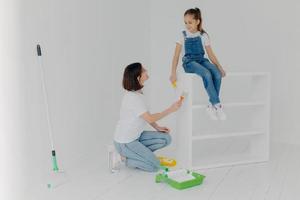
left=175, top=72, right=271, bottom=169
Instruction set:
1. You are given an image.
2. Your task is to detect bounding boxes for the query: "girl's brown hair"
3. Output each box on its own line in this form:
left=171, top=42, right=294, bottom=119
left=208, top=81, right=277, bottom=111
left=122, top=62, right=144, bottom=91
left=184, top=7, right=207, bottom=35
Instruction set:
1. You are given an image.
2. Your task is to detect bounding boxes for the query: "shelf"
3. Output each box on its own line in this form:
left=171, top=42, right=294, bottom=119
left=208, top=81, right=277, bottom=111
left=192, top=105, right=267, bottom=135
left=192, top=131, right=265, bottom=141
left=191, top=134, right=269, bottom=169
left=192, top=102, right=266, bottom=109
left=191, top=72, right=270, bottom=105
left=176, top=71, right=270, bottom=169
left=182, top=72, right=269, bottom=78
left=225, top=72, right=269, bottom=77
left=191, top=157, right=268, bottom=170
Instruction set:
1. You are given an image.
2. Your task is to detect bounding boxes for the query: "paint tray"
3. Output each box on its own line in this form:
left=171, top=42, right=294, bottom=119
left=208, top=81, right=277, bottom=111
left=155, top=169, right=205, bottom=190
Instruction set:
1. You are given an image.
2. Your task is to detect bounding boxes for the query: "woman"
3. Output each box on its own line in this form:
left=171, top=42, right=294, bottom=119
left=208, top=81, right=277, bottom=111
left=113, top=62, right=183, bottom=172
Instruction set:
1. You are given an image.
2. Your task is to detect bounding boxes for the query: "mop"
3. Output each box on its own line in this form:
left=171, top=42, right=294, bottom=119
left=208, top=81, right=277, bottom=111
left=36, top=44, right=68, bottom=189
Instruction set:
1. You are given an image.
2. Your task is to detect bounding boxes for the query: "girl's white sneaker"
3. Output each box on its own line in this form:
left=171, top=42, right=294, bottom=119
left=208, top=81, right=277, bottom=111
left=206, top=104, right=218, bottom=120
left=215, top=104, right=227, bottom=120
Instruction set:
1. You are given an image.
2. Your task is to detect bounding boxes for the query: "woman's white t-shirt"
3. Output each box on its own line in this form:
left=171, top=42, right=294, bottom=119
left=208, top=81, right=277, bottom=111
left=176, top=30, right=211, bottom=59
left=114, top=91, right=148, bottom=143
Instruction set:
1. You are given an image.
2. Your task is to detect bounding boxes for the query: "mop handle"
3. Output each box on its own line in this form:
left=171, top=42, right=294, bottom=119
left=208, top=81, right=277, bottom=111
left=37, top=44, right=42, bottom=56
left=37, top=44, right=59, bottom=171
left=36, top=44, right=54, bottom=149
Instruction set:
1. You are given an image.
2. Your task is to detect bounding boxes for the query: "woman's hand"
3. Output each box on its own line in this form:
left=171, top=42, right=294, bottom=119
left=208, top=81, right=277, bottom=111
left=169, top=72, right=177, bottom=85
left=155, top=126, right=170, bottom=133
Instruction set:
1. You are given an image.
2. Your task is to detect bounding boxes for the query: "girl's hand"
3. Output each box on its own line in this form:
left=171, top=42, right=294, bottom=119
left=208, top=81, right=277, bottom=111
left=169, top=99, right=183, bottom=113
left=156, top=126, right=170, bottom=133
left=220, top=68, right=226, bottom=77
left=169, top=73, right=177, bottom=85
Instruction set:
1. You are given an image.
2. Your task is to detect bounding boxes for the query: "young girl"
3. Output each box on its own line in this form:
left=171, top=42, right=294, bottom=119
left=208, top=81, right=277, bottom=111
left=113, top=62, right=183, bottom=172
left=170, top=7, right=226, bottom=120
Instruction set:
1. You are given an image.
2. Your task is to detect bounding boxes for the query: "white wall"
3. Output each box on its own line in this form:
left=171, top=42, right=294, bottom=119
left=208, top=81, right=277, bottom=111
left=272, top=0, right=300, bottom=144
left=0, top=2, right=24, bottom=199
left=0, top=0, right=110, bottom=198
left=0, top=0, right=149, bottom=199
left=110, top=0, right=151, bottom=137
left=149, top=0, right=300, bottom=151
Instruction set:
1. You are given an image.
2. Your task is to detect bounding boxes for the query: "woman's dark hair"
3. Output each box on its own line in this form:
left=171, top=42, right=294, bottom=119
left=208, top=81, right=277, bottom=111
left=122, top=62, right=144, bottom=91
left=184, top=7, right=207, bottom=35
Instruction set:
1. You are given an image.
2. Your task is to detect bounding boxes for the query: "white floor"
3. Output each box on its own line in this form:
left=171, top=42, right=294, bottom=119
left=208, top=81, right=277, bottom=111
left=35, top=142, right=300, bottom=200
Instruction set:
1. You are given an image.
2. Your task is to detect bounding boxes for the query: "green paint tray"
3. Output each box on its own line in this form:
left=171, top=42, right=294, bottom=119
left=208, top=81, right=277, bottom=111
left=155, top=169, right=205, bottom=190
